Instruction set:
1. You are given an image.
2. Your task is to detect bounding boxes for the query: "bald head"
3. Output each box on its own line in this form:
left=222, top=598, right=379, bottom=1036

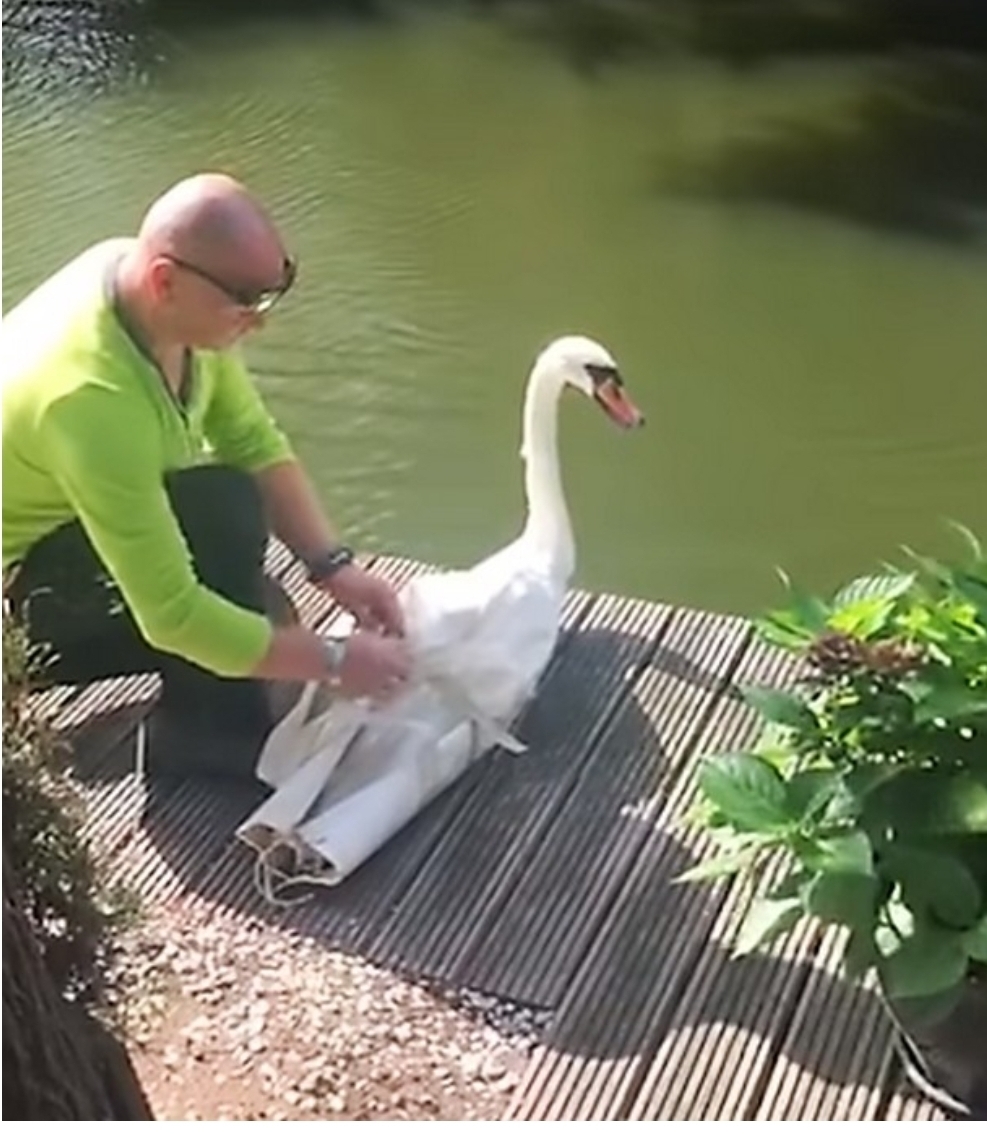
left=136, top=173, right=284, bottom=279
left=119, top=173, right=292, bottom=352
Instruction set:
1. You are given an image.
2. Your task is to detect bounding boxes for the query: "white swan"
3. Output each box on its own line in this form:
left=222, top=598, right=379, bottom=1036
left=238, top=335, right=643, bottom=893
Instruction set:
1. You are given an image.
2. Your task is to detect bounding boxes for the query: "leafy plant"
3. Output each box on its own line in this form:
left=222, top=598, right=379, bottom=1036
left=2, top=613, right=135, bottom=1005
left=681, top=529, right=987, bottom=1020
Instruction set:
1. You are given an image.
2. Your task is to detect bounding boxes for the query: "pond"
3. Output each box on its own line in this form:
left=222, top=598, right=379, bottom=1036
left=4, top=5, right=986, bottom=613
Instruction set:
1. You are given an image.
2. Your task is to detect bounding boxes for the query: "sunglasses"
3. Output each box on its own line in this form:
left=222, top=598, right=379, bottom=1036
left=164, top=253, right=297, bottom=314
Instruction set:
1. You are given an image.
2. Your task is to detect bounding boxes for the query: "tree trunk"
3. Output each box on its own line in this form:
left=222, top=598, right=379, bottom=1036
left=2, top=857, right=153, bottom=1120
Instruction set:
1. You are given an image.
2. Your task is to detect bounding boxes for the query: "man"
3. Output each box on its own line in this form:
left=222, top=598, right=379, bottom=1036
left=2, top=173, right=410, bottom=779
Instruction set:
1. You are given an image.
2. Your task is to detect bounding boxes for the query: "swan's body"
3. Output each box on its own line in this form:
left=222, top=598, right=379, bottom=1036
left=239, top=336, right=643, bottom=890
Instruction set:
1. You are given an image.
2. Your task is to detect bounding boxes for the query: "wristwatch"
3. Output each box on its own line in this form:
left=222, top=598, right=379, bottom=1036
left=321, top=635, right=348, bottom=687
left=304, top=544, right=355, bottom=585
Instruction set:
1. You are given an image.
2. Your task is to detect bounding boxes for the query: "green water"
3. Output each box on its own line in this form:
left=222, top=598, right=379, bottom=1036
left=4, top=11, right=986, bottom=614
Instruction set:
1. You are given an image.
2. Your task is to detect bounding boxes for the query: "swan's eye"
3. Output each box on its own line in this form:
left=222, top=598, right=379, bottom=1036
left=585, top=362, right=622, bottom=388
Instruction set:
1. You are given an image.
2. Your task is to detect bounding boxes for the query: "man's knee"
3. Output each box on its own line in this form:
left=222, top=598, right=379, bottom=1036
left=164, top=465, right=267, bottom=559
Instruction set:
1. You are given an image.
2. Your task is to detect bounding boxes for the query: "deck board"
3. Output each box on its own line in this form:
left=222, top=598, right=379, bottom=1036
left=366, top=591, right=671, bottom=982
left=57, top=544, right=949, bottom=1122
left=753, top=933, right=894, bottom=1121
left=269, top=587, right=597, bottom=957
left=506, top=637, right=805, bottom=1120
left=617, top=641, right=822, bottom=1122
left=459, top=603, right=750, bottom=1006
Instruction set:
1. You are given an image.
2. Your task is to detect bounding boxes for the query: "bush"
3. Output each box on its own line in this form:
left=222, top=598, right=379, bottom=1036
left=2, top=613, right=131, bottom=1005
left=682, top=529, right=987, bottom=1023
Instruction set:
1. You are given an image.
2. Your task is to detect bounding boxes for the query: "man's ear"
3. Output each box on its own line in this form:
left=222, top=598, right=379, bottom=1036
left=147, top=257, right=176, bottom=303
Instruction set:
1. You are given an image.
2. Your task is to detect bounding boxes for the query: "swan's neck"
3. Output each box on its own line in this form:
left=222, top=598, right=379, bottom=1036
left=520, top=364, right=574, bottom=577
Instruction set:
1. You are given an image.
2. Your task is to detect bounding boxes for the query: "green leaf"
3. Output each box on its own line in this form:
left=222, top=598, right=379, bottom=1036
left=757, top=574, right=830, bottom=650
left=675, top=848, right=759, bottom=883
left=769, top=869, right=813, bottom=900
left=879, top=927, right=968, bottom=1000
left=697, top=753, right=792, bottom=832
left=828, top=595, right=897, bottom=639
left=775, top=570, right=832, bottom=633
left=755, top=611, right=816, bottom=651
left=945, top=520, right=984, bottom=565
left=906, top=680, right=987, bottom=726
left=953, top=572, right=987, bottom=622
left=845, top=763, right=906, bottom=800
left=901, top=545, right=952, bottom=586
left=833, top=573, right=915, bottom=610
left=786, top=769, right=841, bottom=822
left=864, top=769, right=987, bottom=836
left=963, top=916, right=987, bottom=962
left=825, top=766, right=902, bottom=825
left=814, top=832, right=874, bottom=874
left=881, top=846, right=982, bottom=930
left=734, top=895, right=804, bottom=955
left=807, top=871, right=878, bottom=931
left=741, top=686, right=816, bottom=732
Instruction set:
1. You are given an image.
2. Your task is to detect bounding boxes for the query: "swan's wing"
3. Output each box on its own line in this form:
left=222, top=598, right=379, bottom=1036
left=405, top=563, right=565, bottom=722
left=400, top=556, right=518, bottom=655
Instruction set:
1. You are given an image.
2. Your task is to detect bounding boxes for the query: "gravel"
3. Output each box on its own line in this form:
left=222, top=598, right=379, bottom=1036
left=109, top=897, right=549, bottom=1121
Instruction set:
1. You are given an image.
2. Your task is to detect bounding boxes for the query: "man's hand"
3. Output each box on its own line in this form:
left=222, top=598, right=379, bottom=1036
left=337, top=630, right=411, bottom=702
left=320, top=563, right=406, bottom=637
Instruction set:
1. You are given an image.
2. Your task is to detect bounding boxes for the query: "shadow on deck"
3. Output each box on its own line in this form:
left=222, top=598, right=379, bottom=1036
left=47, top=545, right=944, bottom=1121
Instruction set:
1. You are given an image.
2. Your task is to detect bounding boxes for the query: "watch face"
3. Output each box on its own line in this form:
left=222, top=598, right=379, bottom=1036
left=323, top=636, right=346, bottom=673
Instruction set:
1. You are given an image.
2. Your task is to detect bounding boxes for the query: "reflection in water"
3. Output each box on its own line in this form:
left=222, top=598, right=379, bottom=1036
left=3, top=6, right=986, bottom=614
left=2, top=0, right=159, bottom=101
left=671, top=55, right=987, bottom=243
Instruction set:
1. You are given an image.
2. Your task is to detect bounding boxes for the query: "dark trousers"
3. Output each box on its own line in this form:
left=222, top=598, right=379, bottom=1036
left=7, top=465, right=275, bottom=776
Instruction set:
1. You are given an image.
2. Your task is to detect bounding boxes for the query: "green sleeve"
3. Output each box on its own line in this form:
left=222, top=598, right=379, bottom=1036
left=203, top=351, right=295, bottom=472
left=41, top=385, right=272, bottom=677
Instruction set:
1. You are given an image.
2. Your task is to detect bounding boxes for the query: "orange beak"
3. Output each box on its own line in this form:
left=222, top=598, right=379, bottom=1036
left=594, top=377, right=645, bottom=429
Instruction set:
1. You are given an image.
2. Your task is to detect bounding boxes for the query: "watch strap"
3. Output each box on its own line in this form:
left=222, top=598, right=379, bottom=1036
left=304, top=545, right=355, bottom=584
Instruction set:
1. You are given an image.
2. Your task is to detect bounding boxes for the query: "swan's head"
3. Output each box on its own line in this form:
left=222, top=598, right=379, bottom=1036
left=534, top=334, right=644, bottom=429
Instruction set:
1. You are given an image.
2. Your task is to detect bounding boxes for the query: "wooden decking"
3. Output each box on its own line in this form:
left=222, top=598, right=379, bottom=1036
left=45, top=546, right=946, bottom=1121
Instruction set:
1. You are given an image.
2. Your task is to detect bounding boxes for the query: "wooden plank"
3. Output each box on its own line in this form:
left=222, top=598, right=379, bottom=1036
left=627, top=890, right=821, bottom=1121
left=120, top=556, right=461, bottom=921
left=883, top=1074, right=950, bottom=1122
left=55, top=673, right=158, bottom=770
left=264, top=536, right=295, bottom=580
left=618, top=640, right=826, bottom=1122
left=196, top=588, right=597, bottom=956
left=87, top=553, right=416, bottom=891
left=507, top=636, right=802, bottom=1120
left=460, top=604, right=749, bottom=1006
left=27, top=682, right=84, bottom=722
left=69, top=700, right=155, bottom=783
left=79, top=728, right=155, bottom=861
left=364, top=591, right=671, bottom=983
left=617, top=639, right=895, bottom=1122
left=754, top=930, right=894, bottom=1121
left=63, top=555, right=965, bottom=1123
left=107, top=779, right=266, bottom=904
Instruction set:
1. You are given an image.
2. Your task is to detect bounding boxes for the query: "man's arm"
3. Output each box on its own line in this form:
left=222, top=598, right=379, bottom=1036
left=45, top=379, right=409, bottom=697
left=43, top=388, right=272, bottom=677
left=202, top=353, right=339, bottom=562
left=253, top=458, right=340, bottom=564
left=204, top=353, right=405, bottom=636
left=253, top=457, right=405, bottom=637
left=251, top=618, right=409, bottom=699
left=248, top=462, right=410, bottom=692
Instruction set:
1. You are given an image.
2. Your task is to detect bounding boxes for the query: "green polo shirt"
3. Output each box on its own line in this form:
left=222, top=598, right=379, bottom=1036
left=2, top=239, right=295, bottom=677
